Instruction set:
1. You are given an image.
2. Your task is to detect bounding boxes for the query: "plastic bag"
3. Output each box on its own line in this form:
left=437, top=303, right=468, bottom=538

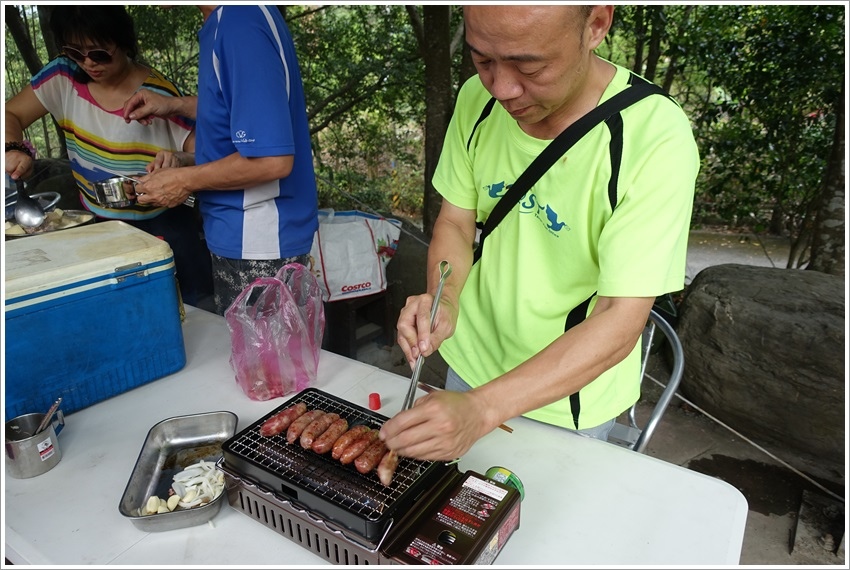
left=309, top=209, right=401, bottom=302
left=224, top=263, right=325, bottom=401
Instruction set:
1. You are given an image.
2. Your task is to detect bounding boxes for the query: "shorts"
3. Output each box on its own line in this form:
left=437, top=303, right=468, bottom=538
left=210, top=252, right=310, bottom=315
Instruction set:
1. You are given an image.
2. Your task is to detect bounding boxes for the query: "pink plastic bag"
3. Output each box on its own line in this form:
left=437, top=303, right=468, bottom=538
left=225, top=264, right=325, bottom=401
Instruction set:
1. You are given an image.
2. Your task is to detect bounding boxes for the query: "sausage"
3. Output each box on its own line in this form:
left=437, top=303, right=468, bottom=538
left=311, top=417, right=349, bottom=454
left=377, top=450, right=400, bottom=486
left=354, top=439, right=388, bottom=474
left=259, top=402, right=308, bottom=437
left=286, top=410, right=325, bottom=444
left=339, top=429, right=380, bottom=465
left=331, top=425, right=371, bottom=460
left=300, top=412, right=340, bottom=449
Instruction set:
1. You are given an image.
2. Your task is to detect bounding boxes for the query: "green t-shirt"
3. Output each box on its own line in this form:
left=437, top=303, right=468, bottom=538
left=433, top=64, right=699, bottom=430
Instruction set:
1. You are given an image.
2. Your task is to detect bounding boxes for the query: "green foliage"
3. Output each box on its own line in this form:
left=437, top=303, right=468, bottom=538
left=287, top=4, right=426, bottom=217
left=607, top=4, right=843, bottom=250
left=672, top=5, right=843, bottom=236
left=128, top=5, right=202, bottom=95
left=5, top=3, right=843, bottom=244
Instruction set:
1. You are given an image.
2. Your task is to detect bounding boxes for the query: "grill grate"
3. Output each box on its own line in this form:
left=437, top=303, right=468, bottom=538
left=221, top=388, right=449, bottom=540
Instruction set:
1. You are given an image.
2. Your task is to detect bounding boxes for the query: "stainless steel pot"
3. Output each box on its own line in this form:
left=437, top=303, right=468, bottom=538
left=92, top=175, right=196, bottom=208
left=92, top=176, right=139, bottom=208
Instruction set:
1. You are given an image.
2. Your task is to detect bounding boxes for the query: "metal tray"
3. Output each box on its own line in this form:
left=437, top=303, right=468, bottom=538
left=118, top=411, right=238, bottom=532
left=5, top=209, right=95, bottom=239
left=220, top=388, right=452, bottom=541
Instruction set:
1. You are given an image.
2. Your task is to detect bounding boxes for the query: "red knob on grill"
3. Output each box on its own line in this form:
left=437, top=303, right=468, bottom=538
left=369, top=392, right=381, bottom=410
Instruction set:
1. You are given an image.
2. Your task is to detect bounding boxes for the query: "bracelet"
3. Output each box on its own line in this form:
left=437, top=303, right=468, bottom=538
left=5, top=141, right=34, bottom=159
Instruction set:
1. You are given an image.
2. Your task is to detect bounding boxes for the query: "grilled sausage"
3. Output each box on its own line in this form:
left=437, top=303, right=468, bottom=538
left=377, top=450, right=400, bottom=486
left=339, top=429, right=380, bottom=465
left=259, top=402, right=308, bottom=437
left=354, top=439, right=388, bottom=474
left=311, top=417, right=349, bottom=454
left=331, top=425, right=371, bottom=460
left=286, top=410, right=324, bottom=444
left=300, top=412, right=340, bottom=449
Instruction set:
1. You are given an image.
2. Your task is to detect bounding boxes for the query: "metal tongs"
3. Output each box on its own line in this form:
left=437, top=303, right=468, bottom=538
left=400, top=260, right=452, bottom=411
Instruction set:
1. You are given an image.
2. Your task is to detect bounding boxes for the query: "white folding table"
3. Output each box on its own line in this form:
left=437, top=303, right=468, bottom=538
left=3, top=306, right=748, bottom=565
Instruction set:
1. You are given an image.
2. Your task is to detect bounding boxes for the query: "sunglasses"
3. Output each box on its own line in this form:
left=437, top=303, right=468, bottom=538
left=62, top=45, right=116, bottom=64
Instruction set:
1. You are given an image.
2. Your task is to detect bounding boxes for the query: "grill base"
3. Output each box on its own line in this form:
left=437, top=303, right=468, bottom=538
left=220, top=459, right=521, bottom=566
left=224, top=471, right=386, bottom=564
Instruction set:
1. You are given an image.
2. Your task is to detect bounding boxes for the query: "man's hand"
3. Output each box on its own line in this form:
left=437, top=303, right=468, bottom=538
left=123, top=89, right=179, bottom=126
left=379, top=390, right=496, bottom=461
left=134, top=168, right=193, bottom=208
left=396, top=293, right=457, bottom=366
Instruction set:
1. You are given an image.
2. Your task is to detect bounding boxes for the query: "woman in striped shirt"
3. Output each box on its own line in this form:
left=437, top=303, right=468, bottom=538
left=5, top=5, right=213, bottom=308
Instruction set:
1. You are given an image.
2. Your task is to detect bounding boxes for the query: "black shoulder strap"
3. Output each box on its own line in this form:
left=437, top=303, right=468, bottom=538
left=467, top=97, right=498, bottom=152
left=473, top=78, right=667, bottom=264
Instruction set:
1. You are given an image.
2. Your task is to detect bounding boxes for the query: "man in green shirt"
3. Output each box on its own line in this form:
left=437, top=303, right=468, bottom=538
left=381, top=5, right=698, bottom=461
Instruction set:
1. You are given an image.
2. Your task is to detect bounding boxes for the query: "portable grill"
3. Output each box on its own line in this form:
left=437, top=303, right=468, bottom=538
left=218, top=388, right=521, bottom=565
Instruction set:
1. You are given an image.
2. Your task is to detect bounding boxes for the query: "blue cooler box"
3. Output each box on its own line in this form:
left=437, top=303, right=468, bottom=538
left=4, top=221, right=187, bottom=419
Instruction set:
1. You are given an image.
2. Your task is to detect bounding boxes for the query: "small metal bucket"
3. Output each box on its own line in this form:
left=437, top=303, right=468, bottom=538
left=92, top=176, right=139, bottom=208
left=5, top=410, right=65, bottom=479
left=92, top=175, right=196, bottom=208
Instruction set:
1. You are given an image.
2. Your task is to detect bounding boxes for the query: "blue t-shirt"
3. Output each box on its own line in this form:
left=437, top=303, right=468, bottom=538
left=196, top=5, right=318, bottom=259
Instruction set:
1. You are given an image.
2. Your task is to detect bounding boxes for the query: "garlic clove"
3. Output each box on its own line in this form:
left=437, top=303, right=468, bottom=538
left=167, top=494, right=181, bottom=512
left=145, top=495, right=161, bottom=515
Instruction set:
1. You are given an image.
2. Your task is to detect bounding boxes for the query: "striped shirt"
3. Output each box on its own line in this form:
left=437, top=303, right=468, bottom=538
left=31, top=57, right=194, bottom=220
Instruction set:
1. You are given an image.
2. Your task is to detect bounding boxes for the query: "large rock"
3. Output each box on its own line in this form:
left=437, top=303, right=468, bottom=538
left=677, top=264, right=845, bottom=481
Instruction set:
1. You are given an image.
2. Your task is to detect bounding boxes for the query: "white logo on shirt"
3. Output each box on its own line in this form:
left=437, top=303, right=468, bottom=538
left=233, top=129, right=255, bottom=144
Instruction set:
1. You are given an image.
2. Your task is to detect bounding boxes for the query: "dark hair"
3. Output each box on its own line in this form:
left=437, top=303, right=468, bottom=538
left=50, top=6, right=139, bottom=81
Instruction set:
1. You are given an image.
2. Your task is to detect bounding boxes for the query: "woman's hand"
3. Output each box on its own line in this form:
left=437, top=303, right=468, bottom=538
left=5, top=150, right=34, bottom=180
left=146, top=151, right=180, bottom=171
left=146, top=150, right=196, bottom=172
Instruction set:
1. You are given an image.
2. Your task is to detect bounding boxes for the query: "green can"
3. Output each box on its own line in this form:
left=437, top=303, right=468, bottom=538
left=485, top=466, right=525, bottom=501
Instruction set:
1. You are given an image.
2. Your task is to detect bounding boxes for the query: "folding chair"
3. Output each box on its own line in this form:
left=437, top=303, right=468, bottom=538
left=608, top=308, right=685, bottom=453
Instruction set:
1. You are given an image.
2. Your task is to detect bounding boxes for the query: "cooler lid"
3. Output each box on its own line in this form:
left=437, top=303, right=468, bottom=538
left=4, top=221, right=175, bottom=302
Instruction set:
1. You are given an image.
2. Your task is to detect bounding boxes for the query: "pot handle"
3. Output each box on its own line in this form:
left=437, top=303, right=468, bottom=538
left=52, top=409, right=65, bottom=436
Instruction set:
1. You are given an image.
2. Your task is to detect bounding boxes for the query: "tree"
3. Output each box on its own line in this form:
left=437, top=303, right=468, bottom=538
left=127, top=5, right=202, bottom=95
left=407, top=5, right=452, bottom=237
left=5, top=4, right=42, bottom=75
left=807, top=88, right=845, bottom=276
left=681, top=5, right=844, bottom=272
left=4, top=4, right=65, bottom=158
left=5, top=3, right=843, bottom=268
left=285, top=5, right=425, bottom=216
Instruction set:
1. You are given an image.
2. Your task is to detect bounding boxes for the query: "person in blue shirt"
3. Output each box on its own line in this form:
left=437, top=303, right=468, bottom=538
left=123, top=5, right=319, bottom=315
